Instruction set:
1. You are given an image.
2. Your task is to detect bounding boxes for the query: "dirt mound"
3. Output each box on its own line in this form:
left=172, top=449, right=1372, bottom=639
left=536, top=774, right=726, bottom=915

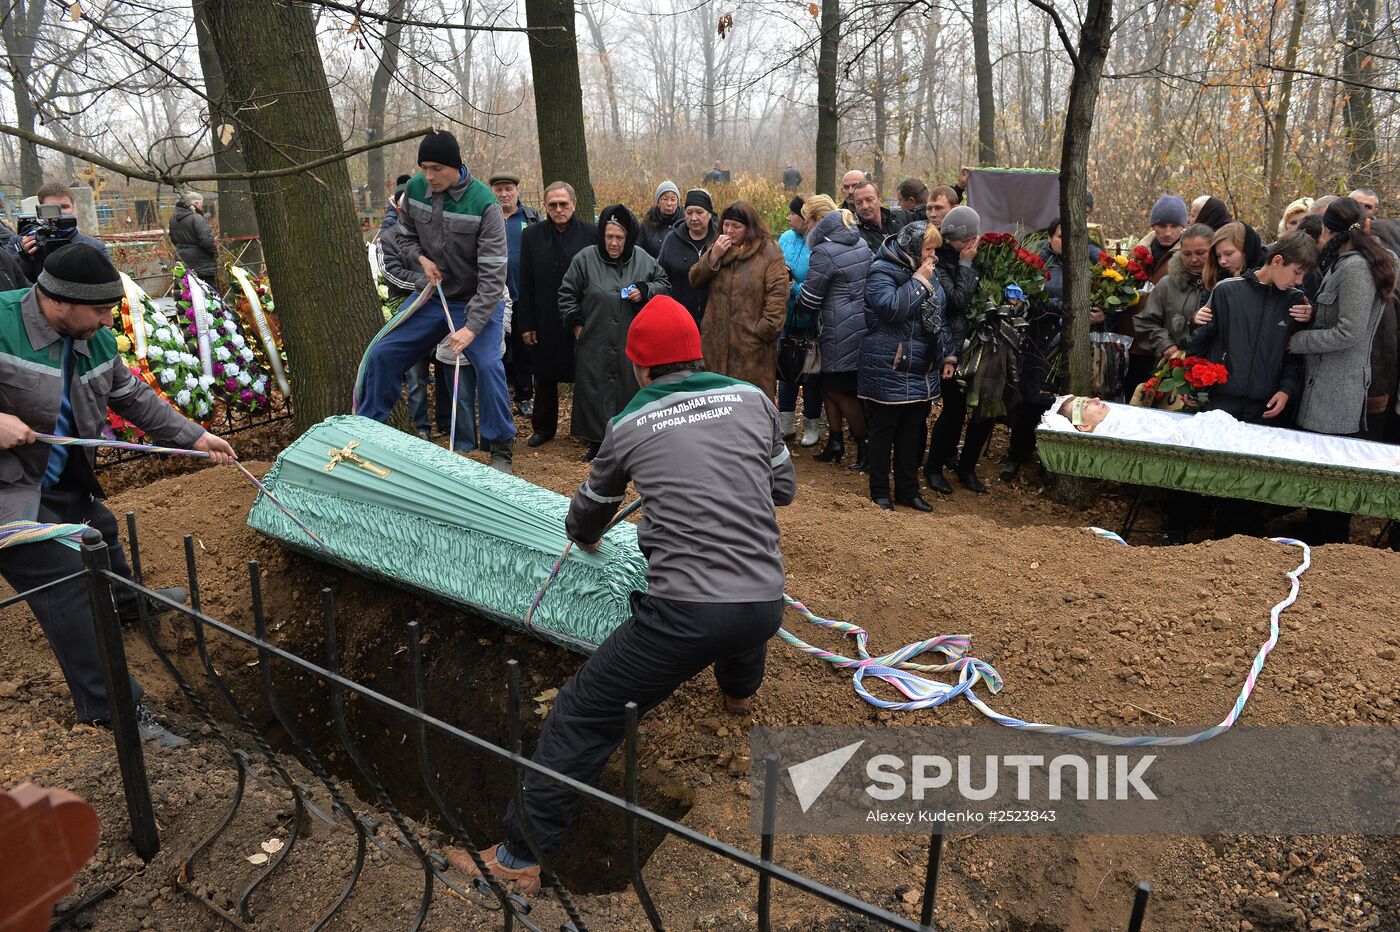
left=3, top=421, right=1399, bottom=930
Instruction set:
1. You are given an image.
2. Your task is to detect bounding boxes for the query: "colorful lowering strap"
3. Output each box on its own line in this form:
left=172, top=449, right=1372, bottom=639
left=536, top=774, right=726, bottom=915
left=0, top=520, right=90, bottom=550
left=779, top=528, right=1312, bottom=748
left=350, top=287, right=433, bottom=415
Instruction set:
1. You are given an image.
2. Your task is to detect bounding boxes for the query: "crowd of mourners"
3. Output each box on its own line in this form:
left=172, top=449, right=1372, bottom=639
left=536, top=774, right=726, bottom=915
left=373, top=142, right=1400, bottom=547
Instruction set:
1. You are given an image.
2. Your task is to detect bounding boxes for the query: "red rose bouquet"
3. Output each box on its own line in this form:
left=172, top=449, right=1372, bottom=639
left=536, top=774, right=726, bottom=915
left=1133, top=353, right=1228, bottom=410
left=972, top=231, right=1048, bottom=312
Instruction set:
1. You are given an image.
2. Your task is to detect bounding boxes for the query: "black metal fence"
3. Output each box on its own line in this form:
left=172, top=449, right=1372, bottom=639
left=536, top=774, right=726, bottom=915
left=30, top=512, right=1156, bottom=931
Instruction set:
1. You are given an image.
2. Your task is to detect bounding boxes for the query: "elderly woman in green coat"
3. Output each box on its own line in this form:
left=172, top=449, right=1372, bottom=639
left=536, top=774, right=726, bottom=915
left=560, top=204, right=671, bottom=459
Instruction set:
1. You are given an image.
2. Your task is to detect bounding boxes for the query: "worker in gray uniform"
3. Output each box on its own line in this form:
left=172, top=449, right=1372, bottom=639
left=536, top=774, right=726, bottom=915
left=449, top=293, right=796, bottom=892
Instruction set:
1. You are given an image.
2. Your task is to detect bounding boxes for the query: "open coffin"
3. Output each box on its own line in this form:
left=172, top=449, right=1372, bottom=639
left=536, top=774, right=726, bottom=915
left=247, top=415, right=647, bottom=652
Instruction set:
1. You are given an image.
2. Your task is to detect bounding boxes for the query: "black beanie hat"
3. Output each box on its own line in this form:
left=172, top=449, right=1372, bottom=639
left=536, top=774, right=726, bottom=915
left=788, top=195, right=805, bottom=216
left=684, top=188, right=714, bottom=214
left=721, top=204, right=747, bottom=225
left=38, top=242, right=123, bottom=306
left=395, top=173, right=412, bottom=186
left=417, top=130, right=462, bottom=170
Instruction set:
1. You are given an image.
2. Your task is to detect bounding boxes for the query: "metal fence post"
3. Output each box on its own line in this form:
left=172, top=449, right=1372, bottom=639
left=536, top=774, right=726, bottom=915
left=1127, top=881, right=1151, bottom=932
left=81, top=528, right=159, bottom=862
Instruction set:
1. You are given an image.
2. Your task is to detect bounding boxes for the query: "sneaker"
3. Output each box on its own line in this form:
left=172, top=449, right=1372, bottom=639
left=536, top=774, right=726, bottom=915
left=416, top=428, right=431, bottom=440
left=135, top=704, right=190, bottom=749
left=447, top=844, right=541, bottom=895
left=518, top=400, right=534, bottom=418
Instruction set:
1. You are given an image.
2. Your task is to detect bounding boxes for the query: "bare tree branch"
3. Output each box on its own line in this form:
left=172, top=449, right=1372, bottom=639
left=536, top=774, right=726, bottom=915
left=1259, top=61, right=1395, bottom=93
left=295, top=0, right=560, bottom=32
left=0, top=121, right=433, bottom=184
left=1024, top=0, right=1080, bottom=71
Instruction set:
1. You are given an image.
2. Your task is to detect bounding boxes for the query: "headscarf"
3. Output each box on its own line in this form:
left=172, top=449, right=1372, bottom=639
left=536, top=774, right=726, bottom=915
left=597, top=204, right=641, bottom=264
left=1240, top=222, right=1264, bottom=271
left=1194, top=196, right=1233, bottom=231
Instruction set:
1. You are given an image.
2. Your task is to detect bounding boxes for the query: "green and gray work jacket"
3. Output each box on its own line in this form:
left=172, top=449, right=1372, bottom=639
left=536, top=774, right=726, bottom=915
left=396, top=168, right=508, bottom=336
left=0, top=287, right=205, bottom=523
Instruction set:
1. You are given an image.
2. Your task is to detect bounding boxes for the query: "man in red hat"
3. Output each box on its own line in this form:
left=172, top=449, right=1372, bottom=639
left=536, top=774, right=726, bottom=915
left=450, top=294, right=796, bottom=892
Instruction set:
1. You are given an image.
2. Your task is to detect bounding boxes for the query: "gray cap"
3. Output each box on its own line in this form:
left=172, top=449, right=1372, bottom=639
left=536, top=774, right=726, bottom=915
left=1149, top=195, right=1188, bottom=227
left=940, top=205, right=980, bottom=242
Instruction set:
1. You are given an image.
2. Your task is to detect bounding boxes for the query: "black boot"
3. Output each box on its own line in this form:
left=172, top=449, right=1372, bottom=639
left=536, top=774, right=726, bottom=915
left=923, top=465, right=953, bottom=495
left=813, top=429, right=844, bottom=463
left=958, top=470, right=988, bottom=494
left=847, top=436, right=869, bottom=472
left=999, top=460, right=1023, bottom=482
left=489, top=439, right=514, bottom=475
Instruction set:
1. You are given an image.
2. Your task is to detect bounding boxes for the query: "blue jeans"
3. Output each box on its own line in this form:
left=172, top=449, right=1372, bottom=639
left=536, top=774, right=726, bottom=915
left=405, top=357, right=431, bottom=431
left=359, top=294, right=515, bottom=445
left=435, top=360, right=478, bottom=451
left=778, top=373, right=823, bottom=418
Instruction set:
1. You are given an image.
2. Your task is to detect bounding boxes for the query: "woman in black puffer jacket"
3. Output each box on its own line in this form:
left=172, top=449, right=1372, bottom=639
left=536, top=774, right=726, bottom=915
left=859, top=222, right=950, bottom=512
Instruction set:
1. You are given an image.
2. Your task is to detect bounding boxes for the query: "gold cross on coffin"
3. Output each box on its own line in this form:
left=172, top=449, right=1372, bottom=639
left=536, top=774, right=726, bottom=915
left=324, top=440, right=391, bottom=478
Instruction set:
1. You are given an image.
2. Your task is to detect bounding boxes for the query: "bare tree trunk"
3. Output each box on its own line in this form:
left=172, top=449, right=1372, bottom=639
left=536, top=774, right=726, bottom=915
left=580, top=2, right=624, bottom=143
left=366, top=0, right=405, bottom=206
left=1266, top=0, right=1306, bottom=230
left=1057, top=0, right=1113, bottom=397
left=872, top=43, right=887, bottom=190
left=699, top=0, right=719, bottom=142
left=972, top=0, right=996, bottom=165
left=191, top=0, right=262, bottom=267
left=3, top=0, right=47, bottom=193
left=1341, top=0, right=1378, bottom=187
left=814, top=0, right=840, bottom=196
left=202, top=0, right=384, bottom=429
left=1041, top=15, right=1053, bottom=159
left=525, top=0, right=596, bottom=219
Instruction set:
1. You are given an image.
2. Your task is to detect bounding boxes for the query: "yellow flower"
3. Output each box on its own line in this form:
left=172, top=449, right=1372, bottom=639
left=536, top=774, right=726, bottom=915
left=1114, top=254, right=1129, bottom=268
left=1103, top=269, right=1124, bottom=283
left=116, top=335, right=132, bottom=353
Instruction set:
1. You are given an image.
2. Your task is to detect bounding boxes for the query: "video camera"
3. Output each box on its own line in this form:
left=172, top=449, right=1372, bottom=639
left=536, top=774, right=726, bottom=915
left=15, top=203, right=79, bottom=254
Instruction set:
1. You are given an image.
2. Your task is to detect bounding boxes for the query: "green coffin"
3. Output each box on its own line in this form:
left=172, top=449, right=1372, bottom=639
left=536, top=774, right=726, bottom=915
left=247, top=415, right=648, bottom=652
left=1036, top=427, right=1400, bottom=521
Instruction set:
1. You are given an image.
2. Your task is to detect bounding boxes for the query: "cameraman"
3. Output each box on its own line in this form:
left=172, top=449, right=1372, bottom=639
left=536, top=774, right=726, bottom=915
left=0, top=243, right=234, bottom=747
left=14, top=181, right=109, bottom=281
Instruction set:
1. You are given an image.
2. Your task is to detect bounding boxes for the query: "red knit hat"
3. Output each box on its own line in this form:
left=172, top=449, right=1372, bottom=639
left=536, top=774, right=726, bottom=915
left=626, top=295, right=703, bottom=367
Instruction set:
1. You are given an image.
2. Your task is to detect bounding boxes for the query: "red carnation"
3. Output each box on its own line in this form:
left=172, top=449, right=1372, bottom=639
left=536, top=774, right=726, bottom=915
left=1168, top=356, right=1187, bottom=369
